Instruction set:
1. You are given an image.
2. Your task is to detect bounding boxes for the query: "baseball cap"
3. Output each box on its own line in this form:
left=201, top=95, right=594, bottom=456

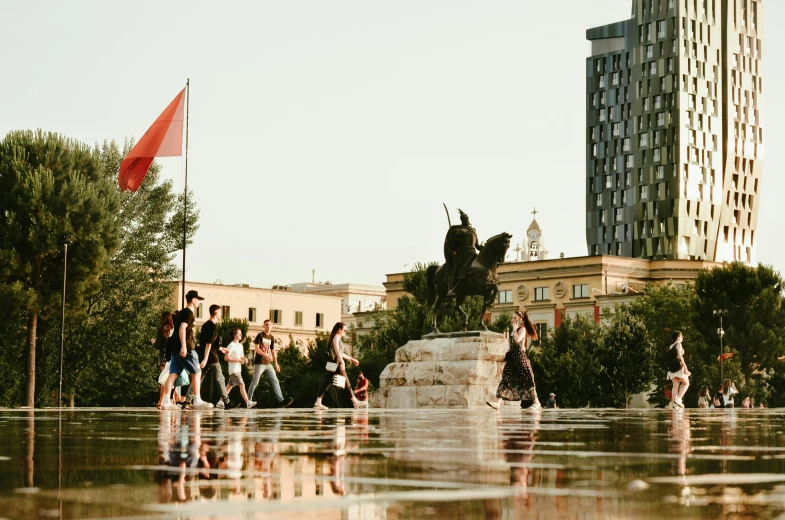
left=185, top=289, right=205, bottom=301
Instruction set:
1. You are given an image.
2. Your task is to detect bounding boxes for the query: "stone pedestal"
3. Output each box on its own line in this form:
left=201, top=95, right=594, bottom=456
left=376, top=331, right=507, bottom=408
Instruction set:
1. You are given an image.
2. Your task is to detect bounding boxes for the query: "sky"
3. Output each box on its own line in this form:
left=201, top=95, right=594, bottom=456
left=2, top=1, right=783, bottom=288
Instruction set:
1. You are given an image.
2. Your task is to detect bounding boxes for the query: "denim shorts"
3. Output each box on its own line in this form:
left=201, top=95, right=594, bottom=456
left=169, top=350, right=201, bottom=375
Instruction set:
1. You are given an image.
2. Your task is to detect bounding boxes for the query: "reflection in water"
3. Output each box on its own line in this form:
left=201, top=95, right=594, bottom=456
left=3, top=409, right=785, bottom=519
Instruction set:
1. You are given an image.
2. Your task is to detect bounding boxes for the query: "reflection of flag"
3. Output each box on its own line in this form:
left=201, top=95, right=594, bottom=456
left=718, top=352, right=735, bottom=362
left=118, top=88, right=185, bottom=192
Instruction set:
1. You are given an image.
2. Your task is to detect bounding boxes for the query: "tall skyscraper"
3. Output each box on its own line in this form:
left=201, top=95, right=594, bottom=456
left=586, top=0, right=763, bottom=262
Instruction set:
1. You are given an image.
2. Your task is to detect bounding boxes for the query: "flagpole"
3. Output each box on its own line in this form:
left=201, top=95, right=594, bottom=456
left=181, top=78, right=190, bottom=309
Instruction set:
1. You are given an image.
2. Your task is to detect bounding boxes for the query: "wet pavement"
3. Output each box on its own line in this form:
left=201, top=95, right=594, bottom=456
left=1, top=408, right=785, bottom=519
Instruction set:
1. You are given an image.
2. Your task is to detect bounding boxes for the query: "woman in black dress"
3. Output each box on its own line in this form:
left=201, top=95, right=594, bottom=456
left=487, top=310, right=541, bottom=410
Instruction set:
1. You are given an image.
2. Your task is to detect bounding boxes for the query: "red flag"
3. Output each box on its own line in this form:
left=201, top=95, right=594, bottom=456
left=718, top=352, right=735, bottom=362
left=118, top=88, right=185, bottom=192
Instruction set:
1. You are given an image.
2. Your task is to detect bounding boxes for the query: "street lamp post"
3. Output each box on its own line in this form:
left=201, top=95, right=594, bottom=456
left=713, top=309, right=728, bottom=385
left=59, top=242, right=69, bottom=408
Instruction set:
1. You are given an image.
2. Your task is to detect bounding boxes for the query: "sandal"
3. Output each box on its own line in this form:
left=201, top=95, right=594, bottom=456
left=486, top=401, right=500, bottom=410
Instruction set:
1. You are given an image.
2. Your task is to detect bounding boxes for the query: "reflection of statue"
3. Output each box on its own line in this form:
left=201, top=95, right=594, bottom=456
left=444, top=209, right=484, bottom=295
left=428, top=207, right=511, bottom=332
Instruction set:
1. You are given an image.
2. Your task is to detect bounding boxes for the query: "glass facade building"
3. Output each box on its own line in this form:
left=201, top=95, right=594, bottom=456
left=586, top=0, right=763, bottom=262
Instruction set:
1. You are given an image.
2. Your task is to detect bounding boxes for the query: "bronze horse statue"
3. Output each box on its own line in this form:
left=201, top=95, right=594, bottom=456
left=426, top=232, right=512, bottom=333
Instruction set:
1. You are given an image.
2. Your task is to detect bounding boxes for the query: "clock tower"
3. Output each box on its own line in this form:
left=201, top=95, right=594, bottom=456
left=522, top=208, right=546, bottom=262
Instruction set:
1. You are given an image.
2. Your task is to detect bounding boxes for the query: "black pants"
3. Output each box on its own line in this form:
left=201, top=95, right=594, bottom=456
left=317, top=365, right=355, bottom=400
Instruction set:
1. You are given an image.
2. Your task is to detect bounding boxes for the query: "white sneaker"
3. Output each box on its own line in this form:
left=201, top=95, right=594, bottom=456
left=193, top=400, right=214, bottom=409
left=530, top=402, right=542, bottom=410
left=673, top=398, right=684, bottom=408
left=246, top=401, right=256, bottom=409
left=313, top=403, right=328, bottom=410
left=215, top=401, right=225, bottom=410
left=162, top=401, right=180, bottom=410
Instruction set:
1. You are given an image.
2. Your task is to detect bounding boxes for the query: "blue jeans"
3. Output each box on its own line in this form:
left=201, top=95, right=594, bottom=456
left=247, top=364, right=283, bottom=402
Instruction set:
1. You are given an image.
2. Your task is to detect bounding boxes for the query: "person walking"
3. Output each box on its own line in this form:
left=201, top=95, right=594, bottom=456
left=185, top=305, right=231, bottom=409
left=224, top=328, right=255, bottom=408
left=487, top=310, right=541, bottom=410
left=154, top=311, right=175, bottom=409
left=720, top=379, right=738, bottom=408
left=247, top=320, right=293, bottom=408
left=666, top=331, right=690, bottom=408
left=161, top=291, right=213, bottom=410
left=313, top=322, right=366, bottom=410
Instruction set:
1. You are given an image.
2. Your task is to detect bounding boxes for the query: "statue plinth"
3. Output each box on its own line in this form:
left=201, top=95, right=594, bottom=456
left=376, top=332, right=507, bottom=408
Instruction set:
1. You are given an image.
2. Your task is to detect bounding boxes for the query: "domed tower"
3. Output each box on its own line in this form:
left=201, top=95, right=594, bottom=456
left=523, top=208, right=547, bottom=262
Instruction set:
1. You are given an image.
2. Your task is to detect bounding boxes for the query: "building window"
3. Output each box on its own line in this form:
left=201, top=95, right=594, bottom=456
left=248, top=307, right=257, bottom=322
left=533, top=323, right=548, bottom=346
left=270, top=309, right=282, bottom=324
left=315, top=313, right=325, bottom=328
left=221, top=305, right=231, bottom=320
left=498, top=290, right=513, bottom=304
left=572, top=284, right=589, bottom=298
left=534, top=287, right=550, bottom=301
left=195, top=303, right=203, bottom=319
left=294, top=311, right=303, bottom=326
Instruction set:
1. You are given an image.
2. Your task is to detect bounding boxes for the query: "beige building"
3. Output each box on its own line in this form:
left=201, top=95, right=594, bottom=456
left=384, top=254, right=718, bottom=342
left=169, top=281, right=342, bottom=352
left=288, top=282, right=386, bottom=330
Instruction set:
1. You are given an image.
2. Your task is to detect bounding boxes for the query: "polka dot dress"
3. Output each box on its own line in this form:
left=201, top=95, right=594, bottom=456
left=496, top=330, right=537, bottom=401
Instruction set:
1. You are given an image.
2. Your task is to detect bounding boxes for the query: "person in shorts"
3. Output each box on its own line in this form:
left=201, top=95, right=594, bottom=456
left=224, top=328, right=255, bottom=408
left=666, top=331, right=690, bottom=408
left=161, top=290, right=213, bottom=410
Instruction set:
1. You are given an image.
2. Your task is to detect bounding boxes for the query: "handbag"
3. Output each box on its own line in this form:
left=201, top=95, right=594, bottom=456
left=325, top=361, right=338, bottom=372
left=157, top=362, right=170, bottom=385
left=175, top=368, right=190, bottom=387
left=332, top=374, right=346, bottom=388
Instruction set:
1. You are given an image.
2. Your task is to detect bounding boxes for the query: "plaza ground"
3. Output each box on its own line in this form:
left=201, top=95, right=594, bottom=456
left=1, top=407, right=784, bottom=518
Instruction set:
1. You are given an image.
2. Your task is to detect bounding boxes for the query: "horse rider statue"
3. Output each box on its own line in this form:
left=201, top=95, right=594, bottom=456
left=444, top=209, right=483, bottom=296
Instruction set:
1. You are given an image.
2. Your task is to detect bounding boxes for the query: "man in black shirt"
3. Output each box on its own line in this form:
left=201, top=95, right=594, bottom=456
left=185, top=305, right=231, bottom=409
left=161, top=290, right=213, bottom=410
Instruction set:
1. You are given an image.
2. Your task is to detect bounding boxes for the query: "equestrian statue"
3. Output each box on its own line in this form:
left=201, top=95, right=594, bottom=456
left=426, top=206, right=511, bottom=333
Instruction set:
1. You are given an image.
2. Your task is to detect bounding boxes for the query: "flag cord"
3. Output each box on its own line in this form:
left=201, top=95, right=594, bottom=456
left=181, top=79, right=190, bottom=308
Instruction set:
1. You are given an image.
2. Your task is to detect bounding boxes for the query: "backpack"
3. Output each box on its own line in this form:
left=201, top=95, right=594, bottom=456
left=665, top=343, right=682, bottom=373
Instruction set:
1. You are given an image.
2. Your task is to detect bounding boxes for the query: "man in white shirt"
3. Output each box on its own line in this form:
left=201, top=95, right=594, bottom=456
left=224, top=328, right=255, bottom=408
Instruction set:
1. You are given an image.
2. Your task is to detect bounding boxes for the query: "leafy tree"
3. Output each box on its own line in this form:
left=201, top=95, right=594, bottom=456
left=596, top=305, right=656, bottom=407
left=533, top=315, right=602, bottom=408
left=0, top=130, right=121, bottom=406
left=44, top=141, right=199, bottom=407
left=693, top=262, right=785, bottom=388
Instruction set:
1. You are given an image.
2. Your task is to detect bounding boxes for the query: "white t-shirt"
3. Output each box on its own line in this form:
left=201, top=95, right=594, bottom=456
left=722, top=386, right=738, bottom=406
left=227, top=341, right=244, bottom=375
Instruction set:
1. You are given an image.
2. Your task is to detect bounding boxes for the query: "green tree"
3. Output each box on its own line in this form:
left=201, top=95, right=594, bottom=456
left=44, top=141, right=199, bottom=406
left=693, top=262, right=785, bottom=388
left=596, top=305, right=656, bottom=407
left=0, top=130, right=121, bottom=406
left=533, top=314, right=601, bottom=408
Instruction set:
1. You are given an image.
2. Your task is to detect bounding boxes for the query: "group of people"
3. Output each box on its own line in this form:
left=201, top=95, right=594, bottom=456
left=154, top=290, right=369, bottom=410
left=667, top=331, right=762, bottom=409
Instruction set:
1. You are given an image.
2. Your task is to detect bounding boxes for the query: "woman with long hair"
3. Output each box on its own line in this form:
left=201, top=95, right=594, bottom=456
left=314, top=322, right=366, bottom=410
left=721, top=379, right=738, bottom=408
left=697, top=385, right=711, bottom=408
left=487, top=310, right=541, bottom=410
left=154, top=311, right=176, bottom=409
left=666, top=331, right=690, bottom=408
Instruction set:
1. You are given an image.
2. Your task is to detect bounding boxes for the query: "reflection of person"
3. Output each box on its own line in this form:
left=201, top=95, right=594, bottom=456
left=487, top=310, right=541, bottom=410
left=314, top=322, right=366, bottom=410
left=668, top=409, right=691, bottom=477
left=666, top=331, right=690, bottom=408
left=500, top=407, right=541, bottom=513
